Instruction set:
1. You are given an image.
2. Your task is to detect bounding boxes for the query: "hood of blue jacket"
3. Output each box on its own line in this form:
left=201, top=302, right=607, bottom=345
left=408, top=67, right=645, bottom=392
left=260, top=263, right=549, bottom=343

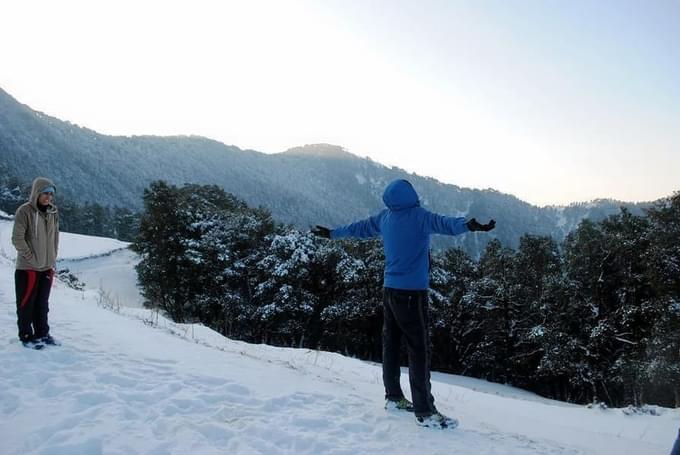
left=382, top=179, right=420, bottom=211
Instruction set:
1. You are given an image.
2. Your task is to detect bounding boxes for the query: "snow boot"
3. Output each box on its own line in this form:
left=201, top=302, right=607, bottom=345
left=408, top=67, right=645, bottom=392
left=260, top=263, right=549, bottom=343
left=385, top=397, right=415, bottom=412
left=38, top=335, right=60, bottom=346
left=415, top=412, right=459, bottom=430
left=22, top=340, right=45, bottom=350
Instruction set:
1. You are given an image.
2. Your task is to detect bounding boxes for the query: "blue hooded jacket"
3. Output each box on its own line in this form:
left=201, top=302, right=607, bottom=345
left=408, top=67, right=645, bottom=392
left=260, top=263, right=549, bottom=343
left=331, top=179, right=469, bottom=290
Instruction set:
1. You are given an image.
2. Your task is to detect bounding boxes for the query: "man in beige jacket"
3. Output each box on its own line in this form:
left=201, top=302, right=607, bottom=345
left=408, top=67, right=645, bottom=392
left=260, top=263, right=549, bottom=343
left=11, top=177, right=59, bottom=348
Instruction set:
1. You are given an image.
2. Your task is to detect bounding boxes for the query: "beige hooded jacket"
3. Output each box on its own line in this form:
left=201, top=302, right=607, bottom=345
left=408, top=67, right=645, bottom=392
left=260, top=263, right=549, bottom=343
left=11, top=177, right=60, bottom=271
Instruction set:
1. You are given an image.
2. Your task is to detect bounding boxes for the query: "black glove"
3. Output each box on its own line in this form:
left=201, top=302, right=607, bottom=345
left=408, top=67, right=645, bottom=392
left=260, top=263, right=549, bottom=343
left=466, top=218, right=496, bottom=232
left=311, top=225, right=331, bottom=239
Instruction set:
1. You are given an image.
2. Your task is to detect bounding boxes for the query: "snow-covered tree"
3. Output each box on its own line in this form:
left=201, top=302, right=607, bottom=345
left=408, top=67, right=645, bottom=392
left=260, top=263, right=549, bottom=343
left=645, top=193, right=680, bottom=406
left=320, top=238, right=384, bottom=360
left=251, top=229, right=320, bottom=346
left=429, top=247, right=476, bottom=372
left=461, top=239, right=517, bottom=382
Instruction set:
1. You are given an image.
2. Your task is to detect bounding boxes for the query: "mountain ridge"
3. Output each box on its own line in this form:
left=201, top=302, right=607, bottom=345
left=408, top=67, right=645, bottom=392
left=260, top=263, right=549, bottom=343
left=0, top=87, right=657, bottom=256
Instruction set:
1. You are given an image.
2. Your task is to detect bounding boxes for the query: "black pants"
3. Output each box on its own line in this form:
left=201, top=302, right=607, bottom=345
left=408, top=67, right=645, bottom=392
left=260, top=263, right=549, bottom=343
left=382, top=287, right=436, bottom=417
left=15, top=269, right=53, bottom=342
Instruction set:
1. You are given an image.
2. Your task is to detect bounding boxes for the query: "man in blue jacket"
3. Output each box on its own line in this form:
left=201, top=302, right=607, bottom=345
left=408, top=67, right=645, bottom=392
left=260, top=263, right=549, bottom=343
left=312, top=179, right=495, bottom=429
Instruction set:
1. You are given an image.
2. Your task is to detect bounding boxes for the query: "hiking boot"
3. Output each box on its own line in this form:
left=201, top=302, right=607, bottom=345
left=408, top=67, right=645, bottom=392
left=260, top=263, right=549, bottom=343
left=385, top=397, right=414, bottom=412
left=415, top=411, right=459, bottom=429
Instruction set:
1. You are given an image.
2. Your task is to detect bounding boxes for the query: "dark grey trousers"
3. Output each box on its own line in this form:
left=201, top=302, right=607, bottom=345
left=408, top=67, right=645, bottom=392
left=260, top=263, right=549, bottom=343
left=671, top=427, right=680, bottom=455
left=382, top=287, right=436, bottom=417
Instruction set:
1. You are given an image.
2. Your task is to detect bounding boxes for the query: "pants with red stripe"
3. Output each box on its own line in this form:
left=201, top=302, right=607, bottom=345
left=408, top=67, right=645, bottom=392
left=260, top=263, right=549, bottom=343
left=15, top=269, right=53, bottom=342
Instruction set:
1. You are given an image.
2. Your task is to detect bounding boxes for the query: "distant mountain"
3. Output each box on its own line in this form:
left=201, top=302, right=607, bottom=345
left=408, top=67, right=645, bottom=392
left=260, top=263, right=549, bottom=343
left=0, top=87, right=655, bottom=256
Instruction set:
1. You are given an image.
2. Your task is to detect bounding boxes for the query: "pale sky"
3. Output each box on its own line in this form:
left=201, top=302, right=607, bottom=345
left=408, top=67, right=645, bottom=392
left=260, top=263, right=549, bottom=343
left=1, top=0, right=678, bottom=206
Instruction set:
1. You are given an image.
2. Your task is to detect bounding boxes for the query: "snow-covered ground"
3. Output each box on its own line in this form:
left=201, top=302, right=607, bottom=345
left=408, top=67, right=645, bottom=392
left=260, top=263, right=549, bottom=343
left=0, top=219, right=129, bottom=262
left=0, top=218, right=142, bottom=308
left=0, top=219, right=678, bottom=454
left=60, top=248, right=144, bottom=309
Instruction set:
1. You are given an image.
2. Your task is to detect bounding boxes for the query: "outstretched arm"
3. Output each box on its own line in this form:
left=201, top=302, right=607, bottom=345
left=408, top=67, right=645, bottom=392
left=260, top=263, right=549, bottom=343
left=312, top=211, right=384, bottom=240
left=426, top=211, right=496, bottom=236
left=426, top=211, right=469, bottom=236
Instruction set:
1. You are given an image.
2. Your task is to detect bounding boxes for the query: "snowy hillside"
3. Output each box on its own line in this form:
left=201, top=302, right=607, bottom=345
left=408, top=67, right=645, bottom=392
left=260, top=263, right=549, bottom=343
left=1, top=87, right=657, bottom=260
left=0, top=219, right=129, bottom=262
left=0, top=221, right=678, bottom=454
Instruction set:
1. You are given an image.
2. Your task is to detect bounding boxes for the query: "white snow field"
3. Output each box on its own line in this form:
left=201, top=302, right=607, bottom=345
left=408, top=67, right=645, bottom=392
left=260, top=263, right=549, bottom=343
left=59, top=248, right=145, bottom=309
left=0, top=219, right=678, bottom=454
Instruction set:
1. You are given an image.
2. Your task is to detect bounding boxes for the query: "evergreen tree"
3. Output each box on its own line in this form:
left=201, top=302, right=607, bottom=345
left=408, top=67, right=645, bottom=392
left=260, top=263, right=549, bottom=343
left=561, top=219, right=612, bottom=403
left=429, top=247, right=476, bottom=373
left=114, top=207, right=140, bottom=241
left=0, top=163, right=25, bottom=214
left=133, top=181, right=276, bottom=327
left=532, top=272, right=584, bottom=402
left=129, top=179, right=680, bottom=407
left=600, top=209, right=654, bottom=406
left=250, top=230, right=317, bottom=346
left=645, top=193, right=680, bottom=406
left=509, top=235, right=562, bottom=389
left=462, top=239, right=516, bottom=383
left=321, top=238, right=384, bottom=360
left=132, top=181, right=190, bottom=321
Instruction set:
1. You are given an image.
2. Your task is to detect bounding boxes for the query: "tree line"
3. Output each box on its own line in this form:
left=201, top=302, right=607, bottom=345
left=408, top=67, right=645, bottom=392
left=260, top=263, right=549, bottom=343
left=132, top=180, right=679, bottom=408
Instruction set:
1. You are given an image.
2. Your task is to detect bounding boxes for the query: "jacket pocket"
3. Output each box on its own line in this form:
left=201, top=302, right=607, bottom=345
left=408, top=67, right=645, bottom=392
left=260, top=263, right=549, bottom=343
left=26, top=251, right=39, bottom=269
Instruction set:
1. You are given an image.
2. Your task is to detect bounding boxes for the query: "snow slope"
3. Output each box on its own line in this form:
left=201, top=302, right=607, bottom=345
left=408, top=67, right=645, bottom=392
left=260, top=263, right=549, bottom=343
left=0, top=219, right=129, bottom=262
left=0, top=218, right=141, bottom=308
left=0, top=222, right=678, bottom=454
left=60, top=248, right=144, bottom=309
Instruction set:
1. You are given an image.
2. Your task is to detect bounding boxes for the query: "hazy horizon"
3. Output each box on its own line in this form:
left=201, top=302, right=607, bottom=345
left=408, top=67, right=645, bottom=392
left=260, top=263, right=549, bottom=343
left=2, top=0, right=678, bottom=206
left=1, top=84, right=674, bottom=208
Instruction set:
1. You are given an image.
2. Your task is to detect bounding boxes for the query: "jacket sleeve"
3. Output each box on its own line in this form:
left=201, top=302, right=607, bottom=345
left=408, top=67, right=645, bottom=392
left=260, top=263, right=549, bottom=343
left=331, top=211, right=384, bottom=239
left=54, top=212, right=60, bottom=259
left=425, top=211, right=469, bottom=236
left=11, top=207, right=33, bottom=260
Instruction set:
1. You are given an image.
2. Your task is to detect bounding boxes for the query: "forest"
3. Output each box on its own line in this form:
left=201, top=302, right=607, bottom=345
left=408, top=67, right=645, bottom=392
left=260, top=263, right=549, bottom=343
left=133, top=181, right=680, bottom=408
